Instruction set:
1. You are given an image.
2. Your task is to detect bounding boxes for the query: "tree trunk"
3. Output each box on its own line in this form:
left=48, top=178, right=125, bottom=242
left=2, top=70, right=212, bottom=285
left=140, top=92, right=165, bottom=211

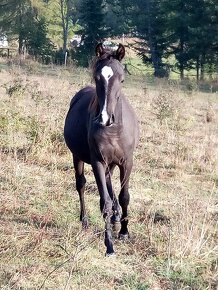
left=18, top=34, right=23, bottom=55
left=150, top=43, right=161, bottom=77
left=60, top=0, right=69, bottom=57
left=18, top=4, right=23, bottom=55
left=180, top=66, right=184, bottom=79
left=63, top=28, right=68, bottom=55
left=196, top=57, right=200, bottom=81
left=146, top=0, right=162, bottom=77
left=200, top=53, right=205, bottom=81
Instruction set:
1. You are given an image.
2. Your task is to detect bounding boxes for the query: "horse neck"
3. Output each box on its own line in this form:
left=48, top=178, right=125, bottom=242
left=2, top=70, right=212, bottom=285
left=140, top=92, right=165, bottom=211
left=89, top=91, right=124, bottom=127
left=89, top=94, right=99, bottom=115
left=115, top=96, right=123, bottom=125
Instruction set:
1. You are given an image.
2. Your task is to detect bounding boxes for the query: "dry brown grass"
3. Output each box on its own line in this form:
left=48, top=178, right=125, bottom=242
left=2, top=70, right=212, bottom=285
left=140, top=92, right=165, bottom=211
left=0, top=58, right=217, bottom=289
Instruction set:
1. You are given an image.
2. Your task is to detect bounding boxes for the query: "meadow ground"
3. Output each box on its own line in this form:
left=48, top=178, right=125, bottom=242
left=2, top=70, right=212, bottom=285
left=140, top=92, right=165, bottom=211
left=0, top=58, right=217, bottom=289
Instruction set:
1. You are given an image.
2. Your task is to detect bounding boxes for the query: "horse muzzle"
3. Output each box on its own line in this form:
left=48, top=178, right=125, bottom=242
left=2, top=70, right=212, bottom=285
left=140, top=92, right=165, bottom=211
left=97, top=113, right=115, bottom=127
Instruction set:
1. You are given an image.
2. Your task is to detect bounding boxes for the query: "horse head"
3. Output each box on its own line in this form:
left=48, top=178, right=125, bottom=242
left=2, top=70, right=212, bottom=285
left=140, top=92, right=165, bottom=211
left=93, top=43, right=125, bottom=127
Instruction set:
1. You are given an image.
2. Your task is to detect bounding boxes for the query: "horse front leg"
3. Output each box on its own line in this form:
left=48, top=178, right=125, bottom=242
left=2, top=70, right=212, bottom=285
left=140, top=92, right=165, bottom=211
left=105, top=164, right=120, bottom=225
left=73, top=154, right=88, bottom=228
left=91, top=160, right=114, bottom=256
left=118, top=159, right=133, bottom=239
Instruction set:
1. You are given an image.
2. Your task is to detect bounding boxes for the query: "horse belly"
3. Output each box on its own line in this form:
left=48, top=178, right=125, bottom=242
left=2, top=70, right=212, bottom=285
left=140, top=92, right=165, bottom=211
left=65, top=121, right=91, bottom=164
left=64, top=91, right=94, bottom=164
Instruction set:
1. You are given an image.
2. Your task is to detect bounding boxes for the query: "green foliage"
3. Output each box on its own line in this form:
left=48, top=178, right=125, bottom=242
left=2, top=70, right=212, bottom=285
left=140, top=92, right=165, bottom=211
left=133, top=0, right=169, bottom=75
left=155, top=258, right=210, bottom=290
left=0, top=0, right=54, bottom=61
left=164, top=0, right=218, bottom=79
left=132, top=0, right=218, bottom=79
left=109, top=0, right=217, bottom=79
left=73, top=0, right=108, bottom=66
left=119, top=274, right=149, bottom=289
left=0, top=0, right=217, bottom=76
left=104, top=0, right=134, bottom=36
left=152, top=93, right=174, bottom=123
left=4, top=78, right=26, bottom=98
left=25, top=17, right=55, bottom=62
left=46, top=0, right=76, bottom=55
left=0, top=0, right=29, bottom=50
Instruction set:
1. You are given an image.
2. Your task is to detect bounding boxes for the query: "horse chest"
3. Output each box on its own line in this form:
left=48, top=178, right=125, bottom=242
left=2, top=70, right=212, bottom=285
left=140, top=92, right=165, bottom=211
left=89, top=130, right=125, bottom=164
left=101, top=142, right=124, bottom=164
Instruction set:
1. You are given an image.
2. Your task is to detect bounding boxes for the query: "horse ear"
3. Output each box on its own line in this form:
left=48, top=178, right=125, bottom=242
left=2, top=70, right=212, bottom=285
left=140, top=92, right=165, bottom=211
left=116, top=43, right=125, bottom=61
left=96, top=43, right=105, bottom=57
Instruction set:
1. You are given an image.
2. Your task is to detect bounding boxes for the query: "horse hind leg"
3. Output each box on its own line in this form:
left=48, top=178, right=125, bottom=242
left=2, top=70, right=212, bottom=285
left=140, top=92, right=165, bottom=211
left=73, top=155, right=88, bottom=228
left=118, top=159, right=133, bottom=239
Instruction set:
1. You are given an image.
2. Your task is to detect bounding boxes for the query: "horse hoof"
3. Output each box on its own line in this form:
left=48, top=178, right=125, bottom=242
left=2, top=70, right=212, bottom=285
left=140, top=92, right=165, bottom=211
left=105, top=252, right=116, bottom=258
left=118, top=233, right=129, bottom=240
left=111, top=214, right=120, bottom=224
left=112, top=222, right=120, bottom=232
left=81, top=217, right=89, bottom=229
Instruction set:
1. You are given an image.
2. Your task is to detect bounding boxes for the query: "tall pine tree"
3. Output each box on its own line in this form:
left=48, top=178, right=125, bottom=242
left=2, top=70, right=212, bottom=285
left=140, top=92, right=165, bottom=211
left=131, top=0, right=170, bottom=77
left=0, top=0, right=53, bottom=59
left=0, top=0, right=31, bottom=53
left=104, top=0, right=134, bottom=36
left=74, top=0, right=107, bottom=66
left=165, top=0, right=218, bottom=79
left=164, top=0, right=193, bottom=79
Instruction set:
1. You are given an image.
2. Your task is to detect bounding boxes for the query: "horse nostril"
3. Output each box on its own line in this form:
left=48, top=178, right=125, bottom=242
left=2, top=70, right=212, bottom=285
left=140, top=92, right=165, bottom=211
left=106, top=114, right=115, bottom=126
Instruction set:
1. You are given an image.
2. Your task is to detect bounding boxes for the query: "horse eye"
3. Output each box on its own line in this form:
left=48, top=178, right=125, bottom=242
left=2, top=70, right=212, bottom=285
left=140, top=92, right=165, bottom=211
left=121, top=80, right=124, bottom=83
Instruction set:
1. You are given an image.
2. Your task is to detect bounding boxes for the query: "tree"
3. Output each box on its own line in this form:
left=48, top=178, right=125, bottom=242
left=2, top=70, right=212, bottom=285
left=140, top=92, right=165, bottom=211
left=0, top=0, right=30, bottom=53
left=60, top=0, right=70, bottom=55
left=46, top=0, right=76, bottom=56
left=104, top=0, right=134, bottom=36
left=165, top=0, right=218, bottom=79
left=74, top=0, right=108, bottom=66
left=188, top=0, right=218, bottom=80
left=164, top=0, right=193, bottom=79
left=132, top=0, right=169, bottom=77
left=0, top=0, right=53, bottom=60
left=25, top=16, right=54, bottom=62
left=128, top=0, right=217, bottom=79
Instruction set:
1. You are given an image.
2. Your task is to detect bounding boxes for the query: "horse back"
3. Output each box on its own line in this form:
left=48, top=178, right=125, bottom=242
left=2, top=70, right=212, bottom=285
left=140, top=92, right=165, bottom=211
left=64, top=86, right=95, bottom=164
left=122, top=95, right=140, bottom=150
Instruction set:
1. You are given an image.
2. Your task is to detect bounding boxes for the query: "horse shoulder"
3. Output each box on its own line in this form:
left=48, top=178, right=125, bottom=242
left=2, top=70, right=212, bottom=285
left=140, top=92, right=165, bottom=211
left=122, top=96, right=140, bottom=147
left=69, top=86, right=96, bottom=109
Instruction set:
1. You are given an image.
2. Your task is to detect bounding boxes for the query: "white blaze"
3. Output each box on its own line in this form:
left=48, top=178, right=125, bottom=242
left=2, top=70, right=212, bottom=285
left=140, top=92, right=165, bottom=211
left=101, top=66, right=114, bottom=125
left=101, top=66, right=114, bottom=84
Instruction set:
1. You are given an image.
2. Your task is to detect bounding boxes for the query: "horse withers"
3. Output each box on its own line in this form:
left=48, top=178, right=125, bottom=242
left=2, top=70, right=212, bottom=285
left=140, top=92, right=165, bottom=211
left=64, top=43, right=139, bottom=256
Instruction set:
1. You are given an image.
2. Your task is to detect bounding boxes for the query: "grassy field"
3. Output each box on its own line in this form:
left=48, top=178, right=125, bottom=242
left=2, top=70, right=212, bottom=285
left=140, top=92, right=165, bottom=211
left=0, top=58, right=217, bottom=290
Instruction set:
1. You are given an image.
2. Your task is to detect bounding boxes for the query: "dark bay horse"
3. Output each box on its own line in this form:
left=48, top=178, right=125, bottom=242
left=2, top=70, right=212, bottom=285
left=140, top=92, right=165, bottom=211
left=64, top=43, right=139, bottom=255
